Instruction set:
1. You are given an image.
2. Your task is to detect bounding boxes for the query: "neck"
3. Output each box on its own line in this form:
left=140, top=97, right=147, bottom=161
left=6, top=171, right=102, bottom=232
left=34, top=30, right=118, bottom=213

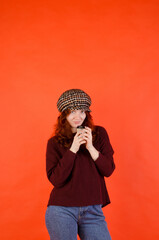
left=71, top=127, right=77, bottom=133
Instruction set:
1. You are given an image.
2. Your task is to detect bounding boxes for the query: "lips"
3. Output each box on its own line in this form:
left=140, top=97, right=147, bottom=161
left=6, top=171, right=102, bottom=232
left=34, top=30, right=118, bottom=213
left=74, top=121, right=81, bottom=125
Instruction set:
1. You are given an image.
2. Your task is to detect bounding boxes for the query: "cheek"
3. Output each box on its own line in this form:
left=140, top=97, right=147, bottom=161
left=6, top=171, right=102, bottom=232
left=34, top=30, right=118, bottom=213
left=66, top=115, right=71, bottom=123
left=82, top=114, right=86, bottom=120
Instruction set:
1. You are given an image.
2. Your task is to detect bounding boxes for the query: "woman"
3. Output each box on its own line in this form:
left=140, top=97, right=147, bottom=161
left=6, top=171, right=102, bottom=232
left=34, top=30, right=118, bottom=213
left=45, top=89, right=115, bottom=240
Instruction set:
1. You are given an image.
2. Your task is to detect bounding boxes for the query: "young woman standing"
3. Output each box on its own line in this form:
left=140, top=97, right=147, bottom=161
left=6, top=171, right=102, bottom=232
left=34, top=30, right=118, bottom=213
left=45, top=89, right=115, bottom=240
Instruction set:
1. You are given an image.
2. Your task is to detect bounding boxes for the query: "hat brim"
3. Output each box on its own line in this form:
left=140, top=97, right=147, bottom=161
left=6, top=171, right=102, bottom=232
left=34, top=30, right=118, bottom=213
left=62, top=106, right=91, bottom=112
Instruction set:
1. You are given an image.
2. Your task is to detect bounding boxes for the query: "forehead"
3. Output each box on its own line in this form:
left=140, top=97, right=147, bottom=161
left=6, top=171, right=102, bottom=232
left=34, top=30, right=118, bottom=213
left=69, top=109, right=85, bottom=112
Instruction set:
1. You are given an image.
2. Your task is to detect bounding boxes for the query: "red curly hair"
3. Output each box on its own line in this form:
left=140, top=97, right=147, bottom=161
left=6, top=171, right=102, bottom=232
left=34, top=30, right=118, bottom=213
left=53, top=109, right=97, bottom=148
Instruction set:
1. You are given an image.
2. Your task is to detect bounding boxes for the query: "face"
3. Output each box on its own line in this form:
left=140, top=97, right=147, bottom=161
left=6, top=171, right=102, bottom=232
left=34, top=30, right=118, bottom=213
left=66, top=109, right=86, bottom=132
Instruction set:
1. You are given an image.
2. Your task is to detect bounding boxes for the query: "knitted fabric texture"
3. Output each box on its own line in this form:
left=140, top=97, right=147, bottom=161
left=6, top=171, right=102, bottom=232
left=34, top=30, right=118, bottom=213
left=57, top=89, right=91, bottom=112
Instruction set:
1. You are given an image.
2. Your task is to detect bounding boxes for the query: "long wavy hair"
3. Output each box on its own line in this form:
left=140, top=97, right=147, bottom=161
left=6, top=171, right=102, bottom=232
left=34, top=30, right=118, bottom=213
left=53, top=109, right=97, bottom=148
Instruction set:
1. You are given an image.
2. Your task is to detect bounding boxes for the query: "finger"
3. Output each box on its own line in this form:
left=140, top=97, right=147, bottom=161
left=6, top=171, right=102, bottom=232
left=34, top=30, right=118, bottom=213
left=84, top=129, right=91, bottom=135
left=85, top=126, right=91, bottom=131
left=79, top=140, right=86, bottom=144
left=82, top=137, right=89, bottom=143
left=75, top=132, right=83, bottom=139
left=83, top=133, right=90, bottom=138
left=76, top=132, right=81, bottom=136
left=79, top=133, right=84, bottom=138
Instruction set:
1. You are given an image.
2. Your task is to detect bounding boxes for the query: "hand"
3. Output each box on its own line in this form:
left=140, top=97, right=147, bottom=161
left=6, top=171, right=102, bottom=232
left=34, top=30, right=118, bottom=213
left=70, top=132, right=86, bottom=153
left=82, top=126, right=93, bottom=150
left=83, top=126, right=99, bottom=161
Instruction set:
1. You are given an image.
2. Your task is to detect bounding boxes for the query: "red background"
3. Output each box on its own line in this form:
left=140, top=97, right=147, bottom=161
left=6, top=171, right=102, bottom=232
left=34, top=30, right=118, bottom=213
left=1, top=0, right=159, bottom=239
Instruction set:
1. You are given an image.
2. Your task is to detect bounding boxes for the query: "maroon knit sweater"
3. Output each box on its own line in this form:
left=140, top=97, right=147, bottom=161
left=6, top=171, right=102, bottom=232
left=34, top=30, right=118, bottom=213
left=46, top=126, right=115, bottom=208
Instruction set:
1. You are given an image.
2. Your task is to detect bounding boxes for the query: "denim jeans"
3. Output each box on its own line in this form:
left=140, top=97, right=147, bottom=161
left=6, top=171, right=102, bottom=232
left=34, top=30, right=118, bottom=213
left=45, top=205, right=111, bottom=240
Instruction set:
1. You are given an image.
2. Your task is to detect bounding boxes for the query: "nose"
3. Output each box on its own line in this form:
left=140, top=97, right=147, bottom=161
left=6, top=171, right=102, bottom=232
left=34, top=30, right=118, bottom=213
left=74, top=111, right=82, bottom=118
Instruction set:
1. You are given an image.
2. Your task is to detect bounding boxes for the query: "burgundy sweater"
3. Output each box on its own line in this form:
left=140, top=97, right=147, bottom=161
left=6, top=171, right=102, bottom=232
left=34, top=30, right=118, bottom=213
left=46, top=126, right=115, bottom=207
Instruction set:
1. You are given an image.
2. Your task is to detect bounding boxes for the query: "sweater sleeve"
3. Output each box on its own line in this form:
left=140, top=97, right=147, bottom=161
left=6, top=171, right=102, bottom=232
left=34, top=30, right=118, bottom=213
left=94, top=126, right=115, bottom=177
left=46, top=138, right=76, bottom=188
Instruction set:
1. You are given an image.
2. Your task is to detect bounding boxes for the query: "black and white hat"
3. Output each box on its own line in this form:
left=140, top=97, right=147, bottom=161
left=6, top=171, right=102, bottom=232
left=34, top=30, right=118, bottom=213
left=57, top=89, right=91, bottom=112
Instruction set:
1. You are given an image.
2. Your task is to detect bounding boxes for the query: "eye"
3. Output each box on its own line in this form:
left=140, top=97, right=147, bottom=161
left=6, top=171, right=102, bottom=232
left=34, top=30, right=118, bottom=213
left=81, top=110, right=85, bottom=114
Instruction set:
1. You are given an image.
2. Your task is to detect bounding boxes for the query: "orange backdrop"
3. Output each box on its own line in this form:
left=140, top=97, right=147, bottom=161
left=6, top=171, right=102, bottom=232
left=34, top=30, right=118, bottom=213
left=1, top=0, right=159, bottom=239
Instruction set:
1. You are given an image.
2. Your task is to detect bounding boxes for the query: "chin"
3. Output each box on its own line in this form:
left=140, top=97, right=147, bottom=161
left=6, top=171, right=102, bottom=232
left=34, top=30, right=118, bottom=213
left=72, top=125, right=79, bottom=128
left=75, top=123, right=83, bottom=127
left=72, top=122, right=81, bottom=126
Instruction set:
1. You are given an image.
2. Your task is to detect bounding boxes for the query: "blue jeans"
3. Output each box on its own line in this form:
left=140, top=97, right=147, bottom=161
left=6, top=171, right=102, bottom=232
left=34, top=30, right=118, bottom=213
left=45, top=205, right=111, bottom=240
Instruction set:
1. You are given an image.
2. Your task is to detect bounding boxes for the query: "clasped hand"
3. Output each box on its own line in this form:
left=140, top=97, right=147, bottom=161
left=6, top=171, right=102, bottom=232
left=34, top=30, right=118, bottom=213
left=70, top=127, right=93, bottom=153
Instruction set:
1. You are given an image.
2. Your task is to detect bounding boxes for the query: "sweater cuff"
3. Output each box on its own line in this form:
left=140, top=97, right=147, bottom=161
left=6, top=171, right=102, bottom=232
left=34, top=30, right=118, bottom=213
left=94, top=152, right=115, bottom=177
left=94, top=152, right=104, bottom=166
left=59, top=149, right=76, bottom=164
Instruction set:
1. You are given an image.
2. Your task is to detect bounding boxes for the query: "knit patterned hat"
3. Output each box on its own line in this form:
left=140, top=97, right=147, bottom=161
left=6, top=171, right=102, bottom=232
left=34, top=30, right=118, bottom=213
left=57, top=89, right=91, bottom=112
